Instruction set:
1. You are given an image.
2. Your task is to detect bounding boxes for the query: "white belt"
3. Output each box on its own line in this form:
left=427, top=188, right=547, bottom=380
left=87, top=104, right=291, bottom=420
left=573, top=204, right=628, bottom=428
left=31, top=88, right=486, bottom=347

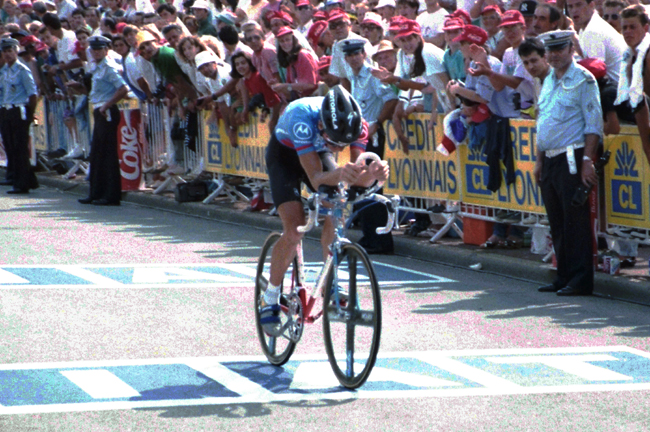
left=545, top=143, right=585, bottom=158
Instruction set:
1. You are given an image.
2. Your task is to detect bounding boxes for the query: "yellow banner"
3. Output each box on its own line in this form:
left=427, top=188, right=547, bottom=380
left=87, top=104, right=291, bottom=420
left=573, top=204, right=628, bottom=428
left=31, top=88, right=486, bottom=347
left=383, top=113, right=461, bottom=200
left=604, top=126, right=650, bottom=228
left=31, top=98, right=48, bottom=152
left=203, top=111, right=270, bottom=179
left=460, top=118, right=544, bottom=213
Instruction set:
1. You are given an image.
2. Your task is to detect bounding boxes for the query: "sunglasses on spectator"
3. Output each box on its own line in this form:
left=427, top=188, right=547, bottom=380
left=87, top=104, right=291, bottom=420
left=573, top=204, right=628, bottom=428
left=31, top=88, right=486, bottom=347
left=317, top=42, right=327, bottom=48
left=329, top=21, right=347, bottom=30
left=603, top=13, right=619, bottom=20
left=245, top=35, right=262, bottom=42
left=297, top=6, right=310, bottom=10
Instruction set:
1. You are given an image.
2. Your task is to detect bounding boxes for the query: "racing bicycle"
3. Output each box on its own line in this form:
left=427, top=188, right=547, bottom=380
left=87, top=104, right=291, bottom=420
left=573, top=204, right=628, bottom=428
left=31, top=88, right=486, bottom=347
left=254, top=153, right=398, bottom=389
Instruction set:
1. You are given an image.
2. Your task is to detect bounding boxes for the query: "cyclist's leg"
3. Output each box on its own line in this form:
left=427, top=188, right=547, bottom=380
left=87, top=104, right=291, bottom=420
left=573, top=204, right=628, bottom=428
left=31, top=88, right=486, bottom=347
left=268, top=201, right=306, bottom=288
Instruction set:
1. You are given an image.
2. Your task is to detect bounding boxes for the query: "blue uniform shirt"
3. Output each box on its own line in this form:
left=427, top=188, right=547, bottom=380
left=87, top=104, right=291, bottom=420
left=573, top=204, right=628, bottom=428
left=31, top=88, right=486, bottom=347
left=0, top=60, right=37, bottom=105
left=350, top=65, right=397, bottom=124
left=275, top=97, right=366, bottom=156
left=537, top=60, right=603, bottom=152
left=89, top=57, right=126, bottom=106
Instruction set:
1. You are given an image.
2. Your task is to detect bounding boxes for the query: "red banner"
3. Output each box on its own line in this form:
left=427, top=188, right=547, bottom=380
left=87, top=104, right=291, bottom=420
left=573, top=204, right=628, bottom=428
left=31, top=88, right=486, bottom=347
left=117, top=108, right=144, bottom=191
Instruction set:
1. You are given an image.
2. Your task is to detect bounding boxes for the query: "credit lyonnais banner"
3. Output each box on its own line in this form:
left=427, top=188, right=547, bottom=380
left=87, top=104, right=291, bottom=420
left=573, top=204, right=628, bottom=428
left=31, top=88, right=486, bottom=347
left=203, top=111, right=269, bottom=180
left=604, top=126, right=650, bottom=228
left=383, top=113, right=460, bottom=200
left=460, top=119, right=544, bottom=213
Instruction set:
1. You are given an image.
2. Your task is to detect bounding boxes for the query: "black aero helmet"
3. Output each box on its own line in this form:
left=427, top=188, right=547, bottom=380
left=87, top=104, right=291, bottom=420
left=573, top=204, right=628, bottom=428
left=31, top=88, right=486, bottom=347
left=320, top=85, right=363, bottom=146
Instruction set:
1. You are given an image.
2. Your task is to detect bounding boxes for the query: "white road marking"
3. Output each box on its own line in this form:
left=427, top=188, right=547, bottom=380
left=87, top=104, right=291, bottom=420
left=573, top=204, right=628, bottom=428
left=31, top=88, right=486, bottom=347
left=54, top=266, right=125, bottom=287
left=485, top=354, right=633, bottom=381
left=131, top=267, right=247, bottom=284
left=185, top=359, right=277, bottom=400
left=60, top=370, right=141, bottom=399
left=0, top=269, right=30, bottom=284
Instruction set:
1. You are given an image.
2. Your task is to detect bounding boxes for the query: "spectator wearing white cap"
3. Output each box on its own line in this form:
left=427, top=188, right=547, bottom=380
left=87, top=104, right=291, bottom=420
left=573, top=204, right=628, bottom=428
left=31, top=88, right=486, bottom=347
left=360, top=12, right=386, bottom=48
left=566, top=0, right=626, bottom=83
left=417, top=0, right=447, bottom=49
left=192, top=0, right=218, bottom=37
left=374, top=0, right=396, bottom=23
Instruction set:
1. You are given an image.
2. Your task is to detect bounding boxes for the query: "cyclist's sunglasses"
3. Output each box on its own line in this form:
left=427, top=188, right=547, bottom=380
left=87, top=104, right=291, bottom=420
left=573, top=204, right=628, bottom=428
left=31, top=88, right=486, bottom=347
left=323, top=136, right=351, bottom=148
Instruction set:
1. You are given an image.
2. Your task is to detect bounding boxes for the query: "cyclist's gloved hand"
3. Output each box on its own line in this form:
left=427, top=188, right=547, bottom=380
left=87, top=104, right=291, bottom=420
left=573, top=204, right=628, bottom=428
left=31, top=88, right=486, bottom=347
left=340, top=162, right=364, bottom=185
left=368, top=160, right=389, bottom=182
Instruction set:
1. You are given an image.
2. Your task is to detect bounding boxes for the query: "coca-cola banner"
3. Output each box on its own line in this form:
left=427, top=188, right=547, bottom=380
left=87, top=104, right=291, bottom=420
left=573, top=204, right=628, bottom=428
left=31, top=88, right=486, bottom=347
left=117, top=103, right=144, bottom=191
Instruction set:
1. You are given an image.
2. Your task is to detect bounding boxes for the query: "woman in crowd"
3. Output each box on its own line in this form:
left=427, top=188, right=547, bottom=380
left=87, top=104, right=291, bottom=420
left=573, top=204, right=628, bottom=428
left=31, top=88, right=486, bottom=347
left=372, top=19, right=449, bottom=154
left=231, top=50, right=283, bottom=134
left=272, top=26, right=318, bottom=103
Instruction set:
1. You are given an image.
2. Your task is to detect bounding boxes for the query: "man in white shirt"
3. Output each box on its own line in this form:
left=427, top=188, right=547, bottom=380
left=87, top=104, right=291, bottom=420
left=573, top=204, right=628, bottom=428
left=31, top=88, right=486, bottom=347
left=327, top=8, right=374, bottom=90
left=416, top=0, right=447, bottom=48
left=294, top=0, right=313, bottom=37
left=566, top=0, right=626, bottom=83
left=42, top=12, right=83, bottom=76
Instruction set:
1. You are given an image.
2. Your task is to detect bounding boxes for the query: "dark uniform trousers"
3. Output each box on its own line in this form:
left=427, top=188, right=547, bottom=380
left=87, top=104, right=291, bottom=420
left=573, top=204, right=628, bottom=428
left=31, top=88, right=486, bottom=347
left=88, top=105, right=121, bottom=203
left=0, top=106, right=38, bottom=190
left=540, top=147, right=594, bottom=292
left=354, top=124, right=394, bottom=252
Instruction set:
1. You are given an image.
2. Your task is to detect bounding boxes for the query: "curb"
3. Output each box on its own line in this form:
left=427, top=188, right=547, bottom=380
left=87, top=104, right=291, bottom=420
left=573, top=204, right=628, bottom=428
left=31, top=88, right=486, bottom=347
left=19, top=170, right=650, bottom=306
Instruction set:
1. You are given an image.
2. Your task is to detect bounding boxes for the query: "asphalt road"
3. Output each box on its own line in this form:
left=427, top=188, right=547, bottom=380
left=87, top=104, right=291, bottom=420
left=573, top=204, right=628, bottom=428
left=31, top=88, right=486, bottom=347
left=1, top=186, right=650, bottom=431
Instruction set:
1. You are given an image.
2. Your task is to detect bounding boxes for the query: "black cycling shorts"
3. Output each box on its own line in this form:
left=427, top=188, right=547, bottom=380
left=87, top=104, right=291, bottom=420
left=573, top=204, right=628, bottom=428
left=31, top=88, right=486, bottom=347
left=265, top=132, right=336, bottom=207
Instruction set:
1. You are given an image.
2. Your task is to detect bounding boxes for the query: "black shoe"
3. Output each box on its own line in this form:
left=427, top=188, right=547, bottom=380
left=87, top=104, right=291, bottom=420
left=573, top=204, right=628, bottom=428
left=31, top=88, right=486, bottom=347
left=363, top=246, right=394, bottom=255
left=92, top=199, right=120, bottom=206
left=78, top=197, right=93, bottom=204
left=556, top=286, right=591, bottom=296
left=7, top=188, right=29, bottom=194
left=0, top=179, right=13, bottom=186
left=538, top=284, right=562, bottom=292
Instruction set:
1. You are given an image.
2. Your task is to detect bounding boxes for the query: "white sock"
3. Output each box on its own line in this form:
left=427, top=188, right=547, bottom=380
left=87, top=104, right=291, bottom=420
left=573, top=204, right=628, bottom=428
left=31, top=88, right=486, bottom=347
left=263, top=283, right=281, bottom=305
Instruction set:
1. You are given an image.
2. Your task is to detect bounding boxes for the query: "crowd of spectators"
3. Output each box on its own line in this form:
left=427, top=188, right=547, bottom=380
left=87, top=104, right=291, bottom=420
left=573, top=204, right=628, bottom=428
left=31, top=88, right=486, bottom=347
left=2, top=0, right=650, bottom=251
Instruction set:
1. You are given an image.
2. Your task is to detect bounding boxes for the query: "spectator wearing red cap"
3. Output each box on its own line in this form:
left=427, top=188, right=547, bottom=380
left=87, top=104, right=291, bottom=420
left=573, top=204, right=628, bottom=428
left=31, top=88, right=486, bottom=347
left=295, top=0, right=314, bottom=37
left=417, top=0, right=447, bottom=49
left=372, top=19, right=449, bottom=153
left=479, top=5, right=504, bottom=55
left=267, top=9, right=318, bottom=61
left=307, top=20, right=334, bottom=56
left=327, top=7, right=374, bottom=89
left=447, top=26, right=504, bottom=114
left=259, top=0, right=282, bottom=30
left=442, top=17, right=466, bottom=82
left=272, top=27, right=318, bottom=101
left=316, top=55, right=341, bottom=90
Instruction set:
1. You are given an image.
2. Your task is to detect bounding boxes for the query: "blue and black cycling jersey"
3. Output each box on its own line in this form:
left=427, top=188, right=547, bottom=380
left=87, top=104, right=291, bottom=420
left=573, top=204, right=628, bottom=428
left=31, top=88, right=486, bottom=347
left=274, top=97, right=367, bottom=155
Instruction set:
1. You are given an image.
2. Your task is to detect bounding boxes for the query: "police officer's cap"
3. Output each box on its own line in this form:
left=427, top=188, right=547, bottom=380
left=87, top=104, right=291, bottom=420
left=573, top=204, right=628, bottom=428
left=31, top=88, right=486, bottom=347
left=88, top=35, right=112, bottom=49
left=0, top=38, right=20, bottom=50
left=341, top=40, right=365, bottom=55
left=539, top=30, right=574, bottom=51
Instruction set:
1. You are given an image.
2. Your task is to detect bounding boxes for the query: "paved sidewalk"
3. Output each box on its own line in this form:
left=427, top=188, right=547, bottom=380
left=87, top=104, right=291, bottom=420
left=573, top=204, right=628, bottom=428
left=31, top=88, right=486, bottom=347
left=7, top=169, right=650, bottom=306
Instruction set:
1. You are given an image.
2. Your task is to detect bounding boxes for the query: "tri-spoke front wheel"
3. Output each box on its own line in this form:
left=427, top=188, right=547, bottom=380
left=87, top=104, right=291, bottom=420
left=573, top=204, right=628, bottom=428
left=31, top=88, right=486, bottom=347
left=323, top=243, right=381, bottom=389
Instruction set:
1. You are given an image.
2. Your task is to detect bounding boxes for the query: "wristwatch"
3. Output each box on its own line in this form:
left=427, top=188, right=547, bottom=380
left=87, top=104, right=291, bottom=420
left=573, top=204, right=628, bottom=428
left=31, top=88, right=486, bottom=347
left=288, top=84, right=293, bottom=92
left=583, top=155, right=592, bottom=161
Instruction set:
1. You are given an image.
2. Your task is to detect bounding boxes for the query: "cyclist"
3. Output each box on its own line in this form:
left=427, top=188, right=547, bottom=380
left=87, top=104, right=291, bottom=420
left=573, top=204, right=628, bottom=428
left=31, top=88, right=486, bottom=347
left=261, top=85, right=390, bottom=335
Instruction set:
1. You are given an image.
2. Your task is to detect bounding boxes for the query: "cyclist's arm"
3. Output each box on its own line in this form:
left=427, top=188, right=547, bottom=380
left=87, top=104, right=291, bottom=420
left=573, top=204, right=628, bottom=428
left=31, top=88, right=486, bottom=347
left=298, top=151, right=388, bottom=189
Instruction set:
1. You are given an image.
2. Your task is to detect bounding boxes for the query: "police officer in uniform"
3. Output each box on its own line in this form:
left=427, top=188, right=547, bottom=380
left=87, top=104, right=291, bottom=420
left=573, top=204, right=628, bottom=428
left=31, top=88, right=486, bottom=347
left=534, top=30, right=603, bottom=296
left=0, top=37, right=39, bottom=194
left=77, top=35, right=128, bottom=206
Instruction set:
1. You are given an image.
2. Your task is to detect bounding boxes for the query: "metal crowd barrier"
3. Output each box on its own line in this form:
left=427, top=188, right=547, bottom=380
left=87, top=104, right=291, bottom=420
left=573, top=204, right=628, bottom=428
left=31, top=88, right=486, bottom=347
left=33, top=100, right=650, bottom=250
